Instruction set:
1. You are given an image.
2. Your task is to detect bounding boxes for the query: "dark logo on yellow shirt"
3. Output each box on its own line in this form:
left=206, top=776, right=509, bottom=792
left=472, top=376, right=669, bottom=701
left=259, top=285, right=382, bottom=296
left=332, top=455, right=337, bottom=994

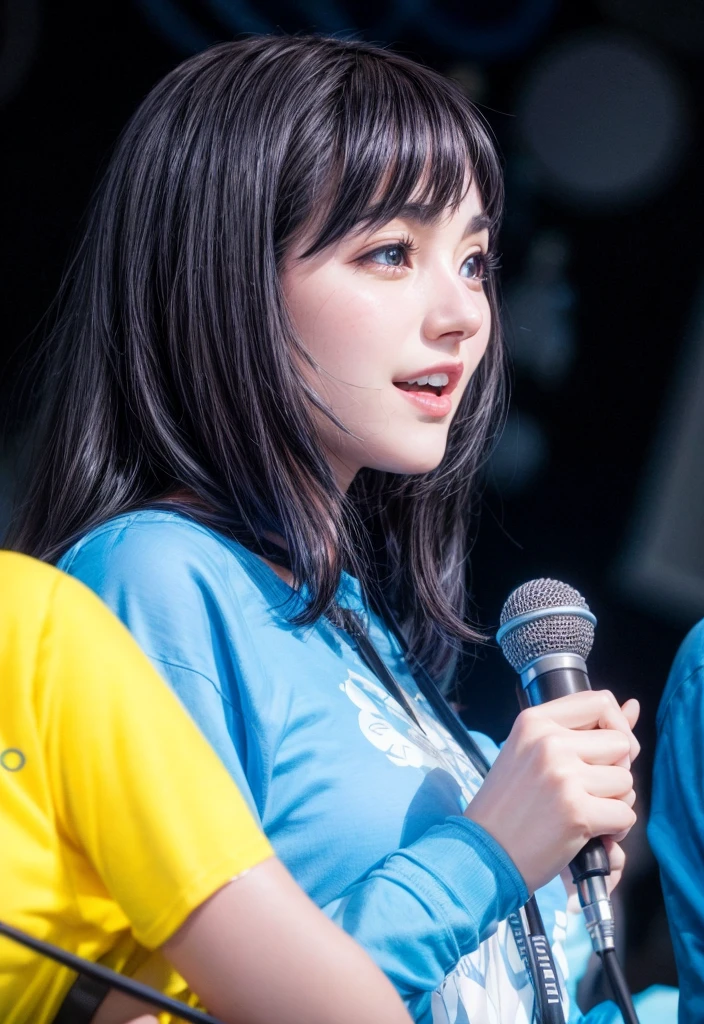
left=0, top=748, right=26, bottom=772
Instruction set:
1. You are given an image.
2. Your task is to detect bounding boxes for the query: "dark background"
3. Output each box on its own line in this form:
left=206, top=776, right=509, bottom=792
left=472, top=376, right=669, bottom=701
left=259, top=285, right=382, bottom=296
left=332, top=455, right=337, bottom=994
left=3, top=0, right=704, bottom=1002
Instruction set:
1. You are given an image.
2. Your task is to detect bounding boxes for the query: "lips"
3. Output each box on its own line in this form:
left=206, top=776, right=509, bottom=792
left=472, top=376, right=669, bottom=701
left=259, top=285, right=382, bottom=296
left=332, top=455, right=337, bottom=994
left=392, top=362, right=464, bottom=397
left=391, top=362, right=464, bottom=419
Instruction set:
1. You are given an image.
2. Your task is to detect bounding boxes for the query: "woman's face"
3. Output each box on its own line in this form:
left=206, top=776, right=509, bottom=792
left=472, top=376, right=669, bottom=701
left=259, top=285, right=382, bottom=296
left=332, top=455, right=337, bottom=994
left=282, top=181, right=493, bottom=490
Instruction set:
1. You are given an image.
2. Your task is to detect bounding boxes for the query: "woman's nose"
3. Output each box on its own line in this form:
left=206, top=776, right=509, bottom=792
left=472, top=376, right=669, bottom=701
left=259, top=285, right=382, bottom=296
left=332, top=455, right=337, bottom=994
left=421, top=274, right=485, bottom=346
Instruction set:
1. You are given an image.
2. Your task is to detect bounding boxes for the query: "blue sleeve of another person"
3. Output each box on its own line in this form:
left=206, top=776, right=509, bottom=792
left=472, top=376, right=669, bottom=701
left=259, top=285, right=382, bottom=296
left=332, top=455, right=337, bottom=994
left=648, top=620, right=704, bottom=1022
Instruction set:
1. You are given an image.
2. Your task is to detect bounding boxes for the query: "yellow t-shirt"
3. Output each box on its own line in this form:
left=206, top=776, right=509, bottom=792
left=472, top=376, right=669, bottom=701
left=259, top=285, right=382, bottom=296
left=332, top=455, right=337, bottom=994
left=0, top=552, right=273, bottom=1024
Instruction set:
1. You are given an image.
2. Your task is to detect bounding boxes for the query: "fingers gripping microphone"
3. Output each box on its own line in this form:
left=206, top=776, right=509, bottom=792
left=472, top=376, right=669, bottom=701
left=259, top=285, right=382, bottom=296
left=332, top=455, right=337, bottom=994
left=496, top=579, right=615, bottom=956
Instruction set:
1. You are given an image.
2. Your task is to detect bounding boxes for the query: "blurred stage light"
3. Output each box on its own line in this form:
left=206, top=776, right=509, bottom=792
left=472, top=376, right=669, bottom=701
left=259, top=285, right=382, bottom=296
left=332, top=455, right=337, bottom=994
left=518, top=33, right=687, bottom=207
left=446, top=63, right=487, bottom=104
left=621, top=283, right=704, bottom=622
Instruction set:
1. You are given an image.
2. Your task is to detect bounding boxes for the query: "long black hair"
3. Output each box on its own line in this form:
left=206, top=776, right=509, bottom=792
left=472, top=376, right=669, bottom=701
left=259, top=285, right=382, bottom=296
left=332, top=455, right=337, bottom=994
left=10, top=34, right=506, bottom=682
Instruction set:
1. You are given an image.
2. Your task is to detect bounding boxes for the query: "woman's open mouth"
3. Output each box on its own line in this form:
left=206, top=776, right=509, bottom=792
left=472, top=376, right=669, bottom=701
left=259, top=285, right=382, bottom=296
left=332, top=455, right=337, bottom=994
left=392, top=365, right=462, bottom=418
left=393, top=372, right=449, bottom=398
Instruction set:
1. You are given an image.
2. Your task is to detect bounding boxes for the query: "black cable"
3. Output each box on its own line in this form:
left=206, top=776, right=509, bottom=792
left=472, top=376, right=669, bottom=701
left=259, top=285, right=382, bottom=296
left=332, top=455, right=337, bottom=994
left=599, top=948, right=640, bottom=1024
left=0, top=921, right=225, bottom=1024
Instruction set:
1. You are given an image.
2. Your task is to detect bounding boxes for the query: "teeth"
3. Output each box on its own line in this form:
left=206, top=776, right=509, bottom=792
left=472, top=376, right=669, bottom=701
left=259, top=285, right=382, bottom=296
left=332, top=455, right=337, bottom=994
left=404, top=373, right=450, bottom=386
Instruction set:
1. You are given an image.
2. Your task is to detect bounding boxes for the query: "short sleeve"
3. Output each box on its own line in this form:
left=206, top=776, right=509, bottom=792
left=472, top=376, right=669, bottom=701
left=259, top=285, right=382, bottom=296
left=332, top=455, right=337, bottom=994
left=40, top=570, right=273, bottom=949
left=57, top=515, right=263, bottom=815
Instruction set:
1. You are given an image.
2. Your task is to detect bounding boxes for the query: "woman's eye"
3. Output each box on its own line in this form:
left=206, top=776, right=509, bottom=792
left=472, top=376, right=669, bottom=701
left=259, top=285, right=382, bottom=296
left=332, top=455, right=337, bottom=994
left=461, top=253, right=487, bottom=281
left=369, top=245, right=408, bottom=268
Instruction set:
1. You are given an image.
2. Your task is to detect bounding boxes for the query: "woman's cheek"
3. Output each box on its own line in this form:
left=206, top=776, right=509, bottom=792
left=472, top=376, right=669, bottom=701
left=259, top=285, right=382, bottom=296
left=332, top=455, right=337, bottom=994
left=307, top=290, right=385, bottom=382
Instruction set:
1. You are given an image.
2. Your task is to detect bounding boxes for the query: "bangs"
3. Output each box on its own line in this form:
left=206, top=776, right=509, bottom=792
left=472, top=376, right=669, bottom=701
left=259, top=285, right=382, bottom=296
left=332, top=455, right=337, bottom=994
left=298, top=48, right=503, bottom=258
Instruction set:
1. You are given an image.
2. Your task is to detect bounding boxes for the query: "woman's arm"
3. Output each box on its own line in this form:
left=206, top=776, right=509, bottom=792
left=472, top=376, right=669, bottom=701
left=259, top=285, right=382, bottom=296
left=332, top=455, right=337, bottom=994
left=318, top=694, right=636, bottom=1010
left=465, top=690, right=638, bottom=894
left=321, top=815, right=526, bottom=1007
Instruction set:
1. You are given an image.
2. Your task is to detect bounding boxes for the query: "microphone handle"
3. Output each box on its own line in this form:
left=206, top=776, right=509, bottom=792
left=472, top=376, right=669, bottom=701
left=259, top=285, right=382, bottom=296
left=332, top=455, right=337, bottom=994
left=517, top=665, right=611, bottom=887
left=520, top=665, right=591, bottom=708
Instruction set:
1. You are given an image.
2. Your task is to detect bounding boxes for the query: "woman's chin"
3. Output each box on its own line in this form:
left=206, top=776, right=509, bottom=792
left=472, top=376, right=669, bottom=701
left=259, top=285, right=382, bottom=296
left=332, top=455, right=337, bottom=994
left=330, top=433, right=450, bottom=484
left=365, top=444, right=448, bottom=477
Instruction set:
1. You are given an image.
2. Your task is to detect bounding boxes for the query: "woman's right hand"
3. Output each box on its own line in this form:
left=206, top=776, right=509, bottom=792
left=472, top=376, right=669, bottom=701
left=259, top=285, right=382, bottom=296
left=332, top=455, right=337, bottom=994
left=463, top=690, right=638, bottom=895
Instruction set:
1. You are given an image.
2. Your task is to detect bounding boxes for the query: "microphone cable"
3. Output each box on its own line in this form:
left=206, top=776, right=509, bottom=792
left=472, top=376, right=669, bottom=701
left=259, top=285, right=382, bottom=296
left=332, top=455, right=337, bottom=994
left=600, top=948, right=639, bottom=1024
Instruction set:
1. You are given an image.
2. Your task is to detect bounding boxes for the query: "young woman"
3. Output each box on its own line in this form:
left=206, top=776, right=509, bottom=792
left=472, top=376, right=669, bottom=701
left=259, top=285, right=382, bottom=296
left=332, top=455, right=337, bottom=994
left=0, top=552, right=413, bottom=1024
left=11, top=36, right=639, bottom=1024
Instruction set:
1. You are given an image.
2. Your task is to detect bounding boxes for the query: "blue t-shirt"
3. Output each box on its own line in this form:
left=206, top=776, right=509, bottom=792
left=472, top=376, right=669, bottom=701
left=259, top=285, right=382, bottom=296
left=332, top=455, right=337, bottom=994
left=58, top=509, right=615, bottom=1024
left=649, top=620, right=704, bottom=1021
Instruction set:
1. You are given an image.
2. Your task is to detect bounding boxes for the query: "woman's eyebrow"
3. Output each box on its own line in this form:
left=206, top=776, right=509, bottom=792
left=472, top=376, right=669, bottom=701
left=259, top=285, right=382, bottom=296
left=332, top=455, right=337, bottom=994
left=462, top=213, right=491, bottom=238
left=376, top=204, right=491, bottom=238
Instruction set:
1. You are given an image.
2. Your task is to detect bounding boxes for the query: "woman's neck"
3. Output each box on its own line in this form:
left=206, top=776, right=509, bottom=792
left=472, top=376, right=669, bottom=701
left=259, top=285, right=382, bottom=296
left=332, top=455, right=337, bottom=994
left=258, top=555, right=296, bottom=587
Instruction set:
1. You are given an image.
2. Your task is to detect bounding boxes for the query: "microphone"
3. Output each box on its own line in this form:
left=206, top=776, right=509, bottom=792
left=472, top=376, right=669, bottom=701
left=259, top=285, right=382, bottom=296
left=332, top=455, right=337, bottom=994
left=496, top=578, right=615, bottom=955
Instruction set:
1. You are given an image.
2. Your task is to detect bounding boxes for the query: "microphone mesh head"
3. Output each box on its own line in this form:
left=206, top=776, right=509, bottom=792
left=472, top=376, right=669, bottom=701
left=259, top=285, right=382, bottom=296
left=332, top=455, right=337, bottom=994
left=499, top=578, right=595, bottom=672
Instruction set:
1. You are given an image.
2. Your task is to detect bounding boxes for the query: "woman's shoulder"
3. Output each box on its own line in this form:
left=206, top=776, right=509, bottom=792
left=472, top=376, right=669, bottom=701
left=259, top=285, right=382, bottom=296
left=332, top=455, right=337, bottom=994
left=59, top=508, right=223, bottom=571
left=56, top=509, right=262, bottom=606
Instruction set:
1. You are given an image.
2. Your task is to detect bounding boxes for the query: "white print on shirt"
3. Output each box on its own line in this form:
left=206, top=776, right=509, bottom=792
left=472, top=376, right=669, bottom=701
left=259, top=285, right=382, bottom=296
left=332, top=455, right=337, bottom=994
left=340, top=669, right=483, bottom=802
left=340, top=668, right=570, bottom=1024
